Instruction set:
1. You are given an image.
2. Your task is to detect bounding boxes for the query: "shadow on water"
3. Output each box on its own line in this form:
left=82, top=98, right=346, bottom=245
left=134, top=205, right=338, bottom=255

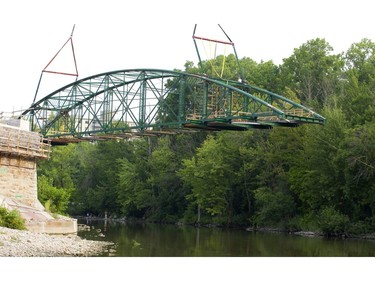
left=77, top=219, right=375, bottom=257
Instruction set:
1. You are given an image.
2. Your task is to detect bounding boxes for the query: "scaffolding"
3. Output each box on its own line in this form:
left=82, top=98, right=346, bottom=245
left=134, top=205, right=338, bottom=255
left=0, top=124, right=50, bottom=159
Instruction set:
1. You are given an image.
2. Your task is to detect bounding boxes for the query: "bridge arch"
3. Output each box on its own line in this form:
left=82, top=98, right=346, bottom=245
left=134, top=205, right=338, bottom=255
left=21, top=68, right=325, bottom=143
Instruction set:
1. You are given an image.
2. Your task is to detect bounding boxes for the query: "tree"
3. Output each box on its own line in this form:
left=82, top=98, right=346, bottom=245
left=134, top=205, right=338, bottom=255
left=340, top=122, right=375, bottom=222
left=38, top=175, right=72, bottom=214
left=281, top=38, right=344, bottom=107
left=288, top=106, right=348, bottom=216
left=243, top=59, right=284, bottom=93
left=83, top=140, right=134, bottom=216
left=339, top=38, right=375, bottom=126
left=253, top=187, right=296, bottom=228
left=37, top=144, right=81, bottom=214
left=179, top=134, right=244, bottom=223
left=179, top=136, right=228, bottom=218
left=37, top=144, right=77, bottom=190
left=116, top=139, right=152, bottom=218
left=146, top=138, right=187, bottom=222
left=345, top=38, right=375, bottom=84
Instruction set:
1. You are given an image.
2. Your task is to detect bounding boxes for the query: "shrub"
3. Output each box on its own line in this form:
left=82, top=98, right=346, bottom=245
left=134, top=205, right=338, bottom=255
left=318, top=206, right=350, bottom=236
left=0, top=207, right=26, bottom=230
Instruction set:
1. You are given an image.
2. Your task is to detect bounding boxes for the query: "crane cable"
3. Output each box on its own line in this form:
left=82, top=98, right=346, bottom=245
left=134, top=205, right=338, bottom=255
left=201, top=39, right=221, bottom=78
left=220, top=43, right=227, bottom=78
left=200, top=39, right=227, bottom=79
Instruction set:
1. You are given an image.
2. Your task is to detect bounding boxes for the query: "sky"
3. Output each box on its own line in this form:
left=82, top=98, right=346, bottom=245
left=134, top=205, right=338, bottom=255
left=1, top=0, right=375, bottom=114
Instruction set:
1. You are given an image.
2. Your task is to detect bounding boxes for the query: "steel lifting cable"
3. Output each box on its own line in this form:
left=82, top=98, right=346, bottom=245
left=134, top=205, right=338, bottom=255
left=42, top=24, right=78, bottom=77
left=220, top=43, right=227, bottom=78
left=201, top=39, right=221, bottom=78
left=32, top=25, right=79, bottom=105
left=193, top=25, right=235, bottom=80
left=204, top=39, right=227, bottom=79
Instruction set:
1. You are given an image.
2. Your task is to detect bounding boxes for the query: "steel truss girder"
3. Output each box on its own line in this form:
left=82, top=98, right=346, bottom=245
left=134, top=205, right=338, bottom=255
left=21, top=69, right=325, bottom=140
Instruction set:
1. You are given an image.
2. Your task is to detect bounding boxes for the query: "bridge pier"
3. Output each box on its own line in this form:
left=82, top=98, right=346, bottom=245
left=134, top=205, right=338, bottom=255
left=0, top=121, right=77, bottom=234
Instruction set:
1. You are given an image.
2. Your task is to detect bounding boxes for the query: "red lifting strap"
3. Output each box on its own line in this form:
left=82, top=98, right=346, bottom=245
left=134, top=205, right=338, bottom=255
left=42, top=24, right=79, bottom=77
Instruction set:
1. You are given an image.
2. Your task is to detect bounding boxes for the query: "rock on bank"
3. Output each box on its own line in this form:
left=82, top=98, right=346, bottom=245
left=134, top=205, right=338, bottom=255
left=0, top=226, right=114, bottom=257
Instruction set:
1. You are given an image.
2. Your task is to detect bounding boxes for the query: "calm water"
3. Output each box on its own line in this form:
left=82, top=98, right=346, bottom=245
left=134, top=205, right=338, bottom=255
left=77, top=219, right=375, bottom=257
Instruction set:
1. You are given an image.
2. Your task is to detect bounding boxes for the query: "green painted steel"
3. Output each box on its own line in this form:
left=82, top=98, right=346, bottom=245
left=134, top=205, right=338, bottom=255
left=21, top=69, right=325, bottom=142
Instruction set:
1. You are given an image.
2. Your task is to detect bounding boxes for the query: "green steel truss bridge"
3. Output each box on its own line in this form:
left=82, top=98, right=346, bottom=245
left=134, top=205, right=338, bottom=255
left=21, top=68, right=325, bottom=144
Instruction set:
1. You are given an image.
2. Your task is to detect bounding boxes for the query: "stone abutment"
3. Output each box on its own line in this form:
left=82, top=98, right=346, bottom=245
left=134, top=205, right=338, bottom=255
left=0, top=121, right=77, bottom=234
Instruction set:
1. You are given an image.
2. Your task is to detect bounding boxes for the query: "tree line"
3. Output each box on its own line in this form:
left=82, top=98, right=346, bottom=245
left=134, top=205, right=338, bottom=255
left=37, top=37, right=375, bottom=236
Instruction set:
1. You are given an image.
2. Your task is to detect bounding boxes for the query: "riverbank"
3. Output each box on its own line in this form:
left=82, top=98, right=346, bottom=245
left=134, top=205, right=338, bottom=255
left=0, top=226, right=114, bottom=257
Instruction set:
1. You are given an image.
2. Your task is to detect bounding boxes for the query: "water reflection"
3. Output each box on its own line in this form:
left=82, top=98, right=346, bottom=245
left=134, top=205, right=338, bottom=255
left=77, top=219, right=375, bottom=257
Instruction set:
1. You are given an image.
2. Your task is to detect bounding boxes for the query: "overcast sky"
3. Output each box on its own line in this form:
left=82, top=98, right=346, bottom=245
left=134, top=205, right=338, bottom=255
left=1, top=0, right=374, bottom=114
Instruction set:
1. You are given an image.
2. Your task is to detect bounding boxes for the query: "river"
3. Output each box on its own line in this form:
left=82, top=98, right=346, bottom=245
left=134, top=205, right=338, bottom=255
left=77, top=219, right=375, bottom=257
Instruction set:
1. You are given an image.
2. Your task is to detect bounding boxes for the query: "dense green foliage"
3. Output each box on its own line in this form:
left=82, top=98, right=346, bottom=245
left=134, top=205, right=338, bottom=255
left=37, top=144, right=77, bottom=215
left=0, top=207, right=26, bottom=230
left=37, top=38, right=375, bottom=236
